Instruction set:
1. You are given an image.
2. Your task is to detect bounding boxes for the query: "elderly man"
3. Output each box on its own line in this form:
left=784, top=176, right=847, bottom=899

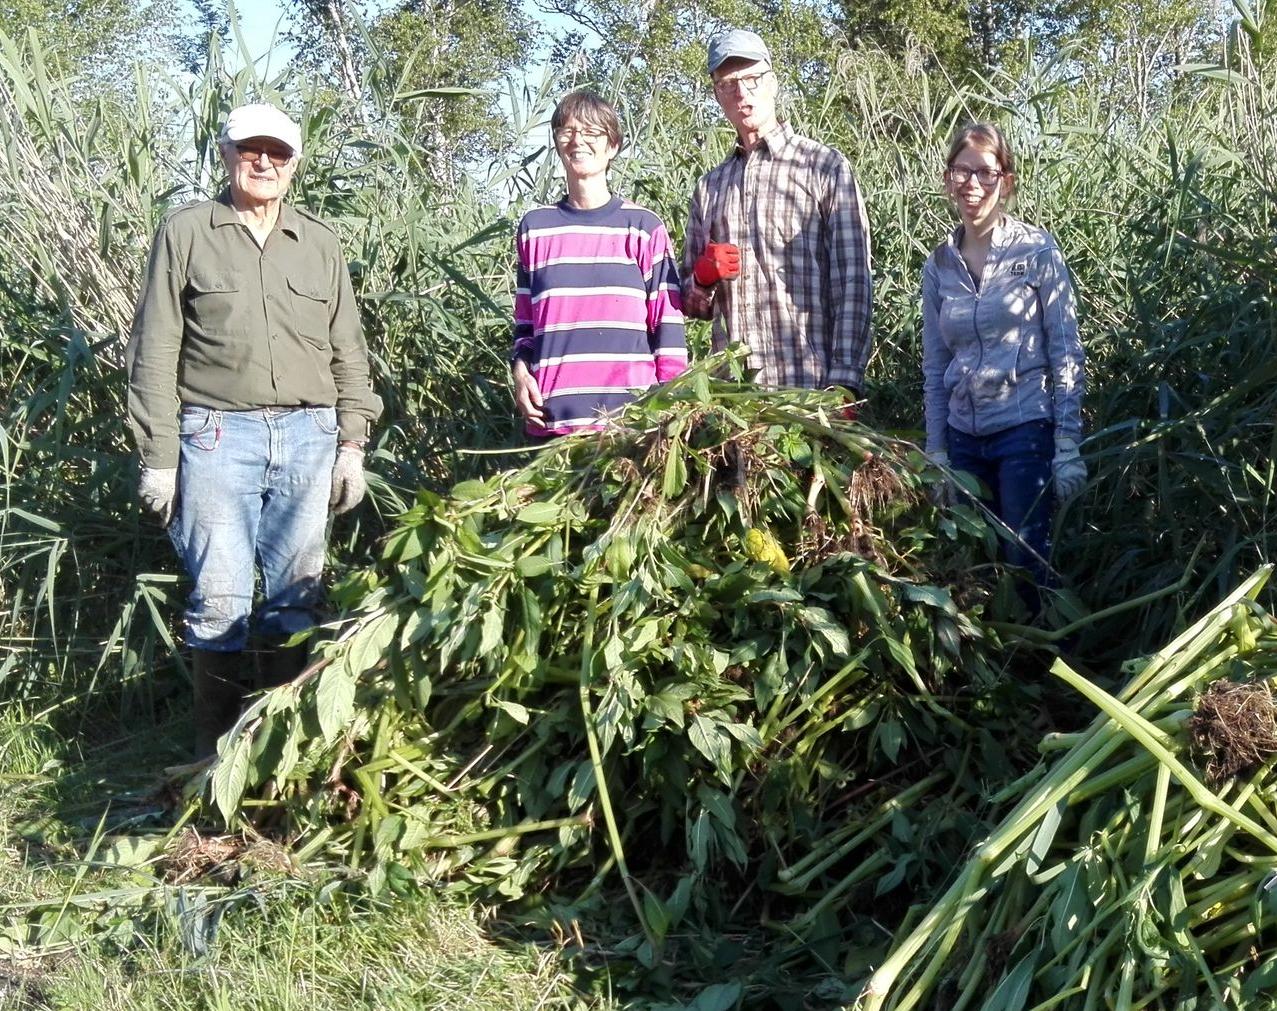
left=683, top=29, right=873, bottom=397
left=127, top=103, right=382, bottom=757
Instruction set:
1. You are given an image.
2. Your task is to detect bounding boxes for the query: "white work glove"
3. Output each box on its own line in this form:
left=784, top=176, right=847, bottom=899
left=138, top=466, right=178, bottom=526
left=1052, top=435, right=1087, bottom=499
left=329, top=444, right=367, bottom=515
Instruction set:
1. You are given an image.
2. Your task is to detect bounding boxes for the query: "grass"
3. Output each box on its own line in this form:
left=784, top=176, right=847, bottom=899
left=0, top=689, right=609, bottom=1011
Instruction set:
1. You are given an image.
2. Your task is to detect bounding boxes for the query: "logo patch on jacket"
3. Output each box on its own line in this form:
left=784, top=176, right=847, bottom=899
left=1009, top=261, right=1027, bottom=276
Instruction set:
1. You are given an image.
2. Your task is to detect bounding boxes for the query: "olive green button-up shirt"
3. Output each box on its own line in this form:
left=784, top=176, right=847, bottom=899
left=126, top=193, right=383, bottom=468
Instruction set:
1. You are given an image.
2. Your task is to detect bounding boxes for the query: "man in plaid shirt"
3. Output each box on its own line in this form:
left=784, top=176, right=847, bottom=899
left=683, top=29, right=873, bottom=395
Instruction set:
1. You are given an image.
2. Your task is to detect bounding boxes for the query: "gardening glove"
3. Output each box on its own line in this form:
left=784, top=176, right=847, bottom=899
left=137, top=466, right=178, bottom=526
left=329, top=444, right=367, bottom=515
left=829, top=386, right=860, bottom=422
left=1052, top=436, right=1087, bottom=500
left=925, top=450, right=955, bottom=507
left=692, top=242, right=741, bottom=287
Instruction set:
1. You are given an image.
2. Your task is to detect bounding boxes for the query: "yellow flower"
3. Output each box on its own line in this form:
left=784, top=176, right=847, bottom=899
left=744, top=527, right=791, bottom=574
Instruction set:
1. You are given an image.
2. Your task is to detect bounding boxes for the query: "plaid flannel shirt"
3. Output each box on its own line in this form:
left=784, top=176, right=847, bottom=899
left=682, top=122, right=873, bottom=390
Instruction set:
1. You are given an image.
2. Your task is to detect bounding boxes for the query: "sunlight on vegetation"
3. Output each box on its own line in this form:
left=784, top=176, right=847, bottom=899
left=5, top=0, right=1277, bottom=1007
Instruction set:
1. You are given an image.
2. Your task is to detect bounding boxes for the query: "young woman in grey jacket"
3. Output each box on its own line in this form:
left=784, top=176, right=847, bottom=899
left=921, top=122, right=1086, bottom=586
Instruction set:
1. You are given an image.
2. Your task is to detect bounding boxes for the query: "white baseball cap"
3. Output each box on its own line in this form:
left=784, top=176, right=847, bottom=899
left=219, top=103, right=302, bottom=156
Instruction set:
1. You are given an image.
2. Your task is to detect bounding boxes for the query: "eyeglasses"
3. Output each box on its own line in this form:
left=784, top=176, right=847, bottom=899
left=553, top=127, right=609, bottom=145
left=713, top=71, right=770, bottom=96
left=234, top=142, right=294, bottom=168
left=946, top=166, right=1004, bottom=187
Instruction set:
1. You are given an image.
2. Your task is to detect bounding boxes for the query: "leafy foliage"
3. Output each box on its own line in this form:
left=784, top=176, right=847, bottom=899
left=202, top=362, right=1049, bottom=995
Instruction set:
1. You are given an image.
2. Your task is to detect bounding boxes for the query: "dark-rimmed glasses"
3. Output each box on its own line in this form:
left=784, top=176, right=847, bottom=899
left=234, top=142, right=294, bottom=168
left=713, top=71, right=770, bottom=96
left=946, top=166, right=1003, bottom=187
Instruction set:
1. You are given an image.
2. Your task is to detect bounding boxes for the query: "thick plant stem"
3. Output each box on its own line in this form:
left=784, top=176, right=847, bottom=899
left=577, top=587, right=656, bottom=950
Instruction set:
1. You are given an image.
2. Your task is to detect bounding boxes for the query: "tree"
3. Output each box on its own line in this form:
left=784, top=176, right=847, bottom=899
left=0, top=0, right=179, bottom=90
left=372, top=0, right=537, bottom=158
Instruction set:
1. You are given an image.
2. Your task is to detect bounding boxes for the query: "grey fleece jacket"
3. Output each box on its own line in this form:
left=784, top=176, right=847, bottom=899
left=921, top=214, right=1085, bottom=452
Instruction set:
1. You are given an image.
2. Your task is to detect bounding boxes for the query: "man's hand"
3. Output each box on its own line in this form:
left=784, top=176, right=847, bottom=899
left=138, top=466, right=178, bottom=526
left=693, top=243, right=741, bottom=287
left=1052, top=436, right=1087, bottom=499
left=512, top=360, right=546, bottom=427
left=827, top=385, right=860, bottom=422
left=330, top=444, right=367, bottom=515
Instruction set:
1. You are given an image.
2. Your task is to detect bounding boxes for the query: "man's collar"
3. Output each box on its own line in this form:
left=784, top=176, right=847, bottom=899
left=210, top=190, right=301, bottom=239
left=733, top=120, right=794, bottom=157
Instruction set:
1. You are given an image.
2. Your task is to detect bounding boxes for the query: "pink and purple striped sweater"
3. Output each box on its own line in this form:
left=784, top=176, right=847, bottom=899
left=512, top=196, right=687, bottom=435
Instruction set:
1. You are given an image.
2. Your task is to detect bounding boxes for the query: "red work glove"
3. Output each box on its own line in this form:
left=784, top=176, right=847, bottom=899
left=693, top=243, right=741, bottom=286
left=838, top=403, right=858, bottom=422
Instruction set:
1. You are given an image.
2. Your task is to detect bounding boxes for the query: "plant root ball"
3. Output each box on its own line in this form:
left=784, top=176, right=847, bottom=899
left=1189, top=678, right=1277, bottom=784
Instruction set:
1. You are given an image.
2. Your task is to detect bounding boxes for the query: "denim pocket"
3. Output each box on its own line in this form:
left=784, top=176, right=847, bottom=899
left=307, top=406, right=339, bottom=435
left=179, top=407, right=221, bottom=451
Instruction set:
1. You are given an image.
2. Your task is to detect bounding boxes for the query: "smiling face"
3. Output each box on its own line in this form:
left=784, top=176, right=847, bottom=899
left=944, top=141, right=1011, bottom=233
left=553, top=118, right=619, bottom=183
left=221, top=135, right=298, bottom=211
left=712, top=57, right=778, bottom=143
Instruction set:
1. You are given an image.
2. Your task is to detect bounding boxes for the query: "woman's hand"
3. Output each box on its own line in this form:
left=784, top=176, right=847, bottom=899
left=512, top=360, right=546, bottom=426
left=1052, top=436, right=1087, bottom=498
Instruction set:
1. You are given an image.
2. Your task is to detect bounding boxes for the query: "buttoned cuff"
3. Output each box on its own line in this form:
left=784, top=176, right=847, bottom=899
left=337, top=412, right=371, bottom=443
left=138, top=439, right=180, bottom=470
left=826, top=365, right=864, bottom=391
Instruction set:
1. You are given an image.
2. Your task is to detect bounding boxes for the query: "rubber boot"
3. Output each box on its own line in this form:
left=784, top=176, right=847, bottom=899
left=255, top=636, right=310, bottom=691
left=192, top=649, right=251, bottom=759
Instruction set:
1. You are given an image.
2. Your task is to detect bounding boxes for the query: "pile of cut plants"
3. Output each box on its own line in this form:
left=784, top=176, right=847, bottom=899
left=197, top=357, right=1052, bottom=994
left=190, top=359, right=1277, bottom=1006
left=860, top=568, right=1277, bottom=1010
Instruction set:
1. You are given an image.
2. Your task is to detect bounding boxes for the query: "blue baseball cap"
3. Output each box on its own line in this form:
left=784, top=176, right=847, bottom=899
left=707, top=29, right=772, bottom=75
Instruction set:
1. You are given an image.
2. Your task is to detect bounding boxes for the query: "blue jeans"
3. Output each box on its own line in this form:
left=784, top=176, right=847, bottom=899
left=948, top=420, right=1054, bottom=582
left=169, top=406, right=337, bottom=651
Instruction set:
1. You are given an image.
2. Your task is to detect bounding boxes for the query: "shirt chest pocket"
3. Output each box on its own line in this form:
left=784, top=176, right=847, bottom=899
left=287, top=275, right=333, bottom=345
left=186, top=270, right=243, bottom=334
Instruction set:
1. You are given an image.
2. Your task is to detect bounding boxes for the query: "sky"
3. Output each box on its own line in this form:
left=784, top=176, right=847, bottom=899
left=231, top=1, right=294, bottom=71
left=197, top=0, right=577, bottom=74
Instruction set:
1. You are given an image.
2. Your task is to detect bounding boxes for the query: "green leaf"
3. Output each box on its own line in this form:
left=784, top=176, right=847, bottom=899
left=492, top=699, right=530, bottom=724
left=901, top=582, right=958, bottom=616
left=721, top=721, right=763, bottom=751
left=688, top=810, right=711, bottom=872
left=691, top=982, right=743, bottom=1011
left=663, top=442, right=687, bottom=498
left=515, top=501, right=562, bottom=525
left=798, top=606, right=850, bottom=655
left=101, top=836, right=161, bottom=868
left=374, top=814, right=403, bottom=859
left=647, top=690, right=687, bottom=728
left=877, top=719, right=904, bottom=762
left=315, top=664, right=356, bottom=740
left=343, top=612, right=397, bottom=678
left=515, top=554, right=555, bottom=577
left=212, top=732, right=253, bottom=822
left=479, top=604, right=504, bottom=656
left=643, top=890, right=671, bottom=942
left=978, top=951, right=1036, bottom=1011
left=450, top=479, right=490, bottom=500
left=568, top=761, right=596, bottom=811
left=688, top=715, right=732, bottom=779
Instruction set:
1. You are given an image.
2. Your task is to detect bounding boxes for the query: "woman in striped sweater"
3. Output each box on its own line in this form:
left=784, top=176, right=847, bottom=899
left=511, top=90, right=687, bottom=436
